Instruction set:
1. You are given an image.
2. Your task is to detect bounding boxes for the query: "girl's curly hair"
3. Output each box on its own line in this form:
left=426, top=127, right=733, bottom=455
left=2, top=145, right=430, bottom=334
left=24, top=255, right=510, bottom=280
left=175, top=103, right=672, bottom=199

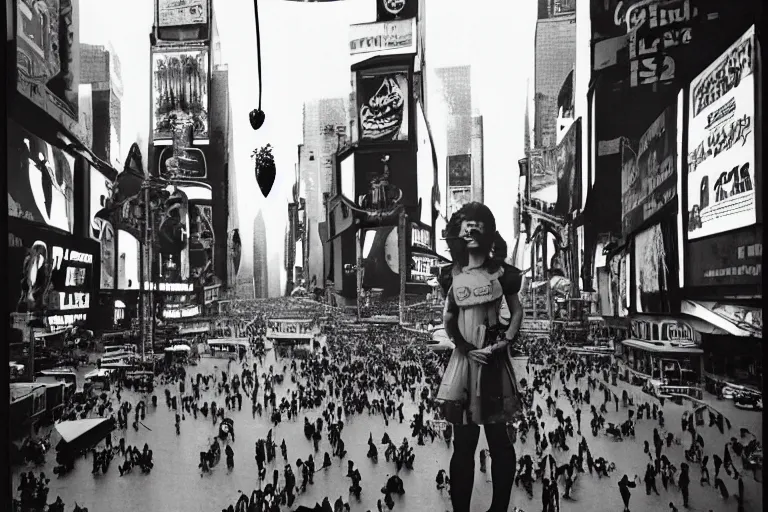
left=446, top=202, right=502, bottom=268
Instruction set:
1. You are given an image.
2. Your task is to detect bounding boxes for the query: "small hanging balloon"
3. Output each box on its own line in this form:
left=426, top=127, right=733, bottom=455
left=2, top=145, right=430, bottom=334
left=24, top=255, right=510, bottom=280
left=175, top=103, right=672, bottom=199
left=252, top=144, right=276, bottom=198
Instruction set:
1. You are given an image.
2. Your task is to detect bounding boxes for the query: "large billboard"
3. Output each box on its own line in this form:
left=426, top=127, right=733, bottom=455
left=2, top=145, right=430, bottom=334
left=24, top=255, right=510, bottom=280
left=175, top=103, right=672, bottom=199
left=90, top=169, right=115, bottom=290
left=621, top=104, right=677, bottom=235
left=158, top=0, right=208, bottom=27
left=361, top=226, right=401, bottom=297
left=353, top=150, right=416, bottom=212
left=686, top=26, right=756, bottom=240
left=8, top=218, right=99, bottom=330
left=16, top=0, right=83, bottom=139
left=554, top=119, right=581, bottom=216
left=152, top=48, right=210, bottom=142
left=686, top=226, right=761, bottom=288
left=357, top=68, right=410, bottom=143
left=7, top=119, right=76, bottom=234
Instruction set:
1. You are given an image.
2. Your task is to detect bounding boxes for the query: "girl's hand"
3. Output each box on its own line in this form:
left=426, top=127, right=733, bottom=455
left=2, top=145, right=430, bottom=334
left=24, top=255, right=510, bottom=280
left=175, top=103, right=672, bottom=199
left=455, top=341, right=476, bottom=356
left=468, top=346, right=494, bottom=365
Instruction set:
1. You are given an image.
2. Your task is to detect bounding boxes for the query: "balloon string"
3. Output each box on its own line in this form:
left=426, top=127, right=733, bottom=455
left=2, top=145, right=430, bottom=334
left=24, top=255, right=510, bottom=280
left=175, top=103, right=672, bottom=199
left=254, top=0, right=263, bottom=111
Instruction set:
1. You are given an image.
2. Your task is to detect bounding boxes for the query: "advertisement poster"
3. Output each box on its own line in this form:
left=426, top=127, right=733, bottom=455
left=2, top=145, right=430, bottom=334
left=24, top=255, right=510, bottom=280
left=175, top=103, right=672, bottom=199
left=158, top=0, right=208, bottom=27
left=528, top=147, right=557, bottom=203
left=686, top=225, right=761, bottom=287
left=7, top=120, right=75, bottom=234
left=621, top=105, right=677, bottom=235
left=634, top=223, right=665, bottom=313
left=152, top=49, right=209, bottom=141
left=448, top=187, right=471, bottom=220
left=350, top=18, right=415, bottom=56
left=354, top=151, right=415, bottom=211
left=358, top=71, right=409, bottom=142
left=361, top=227, right=400, bottom=297
left=8, top=219, right=98, bottom=324
left=447, top=154, right=472, bottom=187
left=687, top=26, right=756, bottom=240
left=158, top=147, right=207, bottom=179
left=90, top=169, right=115, bottom=289
left=376, top=0, right=418, bottom=22
left=554, top=120, right=581, bottom=216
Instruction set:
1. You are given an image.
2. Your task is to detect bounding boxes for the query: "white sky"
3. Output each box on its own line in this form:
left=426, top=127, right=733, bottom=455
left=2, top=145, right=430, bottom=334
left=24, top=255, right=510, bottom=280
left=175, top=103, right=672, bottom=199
left=79, top=0, right=536, bottom=279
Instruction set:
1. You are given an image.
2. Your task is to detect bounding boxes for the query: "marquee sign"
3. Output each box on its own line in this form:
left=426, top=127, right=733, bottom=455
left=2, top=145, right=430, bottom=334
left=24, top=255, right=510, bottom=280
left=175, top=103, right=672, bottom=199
left=630, top=316, right=698, bottom=344
left=266, top=319, right=318, bottom=340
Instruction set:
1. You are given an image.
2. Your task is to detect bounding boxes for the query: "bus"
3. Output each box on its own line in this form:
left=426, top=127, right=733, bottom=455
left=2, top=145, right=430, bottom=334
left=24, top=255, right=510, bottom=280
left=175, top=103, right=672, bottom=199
left=206, top=338, right=249, bottom=359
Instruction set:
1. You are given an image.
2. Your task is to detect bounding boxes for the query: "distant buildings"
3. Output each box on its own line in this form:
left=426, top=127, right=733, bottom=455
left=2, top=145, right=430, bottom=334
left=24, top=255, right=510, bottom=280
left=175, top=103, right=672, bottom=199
left=253, top=211, right=269, bottom=298
left=434, top=66, right=484, bottom=217
left=268, top=252, right=282, bottom=298
left=299, top=98, right=347, bottom=287
left=79, top=43, right=123, bottom=167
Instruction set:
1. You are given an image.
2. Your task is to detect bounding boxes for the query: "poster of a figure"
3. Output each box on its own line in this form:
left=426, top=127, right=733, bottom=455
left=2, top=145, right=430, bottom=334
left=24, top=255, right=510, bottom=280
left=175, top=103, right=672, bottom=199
left=447, top=154, right=472, bottom=187
left=8, top=121, right=75, bottom=233
left=152, top=49, right=210, bottom=140
left=359, top=72, right=409, bottom=142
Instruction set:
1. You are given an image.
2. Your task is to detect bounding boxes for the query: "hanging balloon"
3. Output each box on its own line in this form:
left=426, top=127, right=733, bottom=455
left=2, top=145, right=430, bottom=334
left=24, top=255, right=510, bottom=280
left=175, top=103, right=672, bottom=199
left=252, top=144, right=276, bottom=198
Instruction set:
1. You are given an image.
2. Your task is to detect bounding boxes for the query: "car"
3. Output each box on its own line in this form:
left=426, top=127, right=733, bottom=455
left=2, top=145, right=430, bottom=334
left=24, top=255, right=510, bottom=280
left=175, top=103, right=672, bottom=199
left=734, top=391, right=763, bottom=410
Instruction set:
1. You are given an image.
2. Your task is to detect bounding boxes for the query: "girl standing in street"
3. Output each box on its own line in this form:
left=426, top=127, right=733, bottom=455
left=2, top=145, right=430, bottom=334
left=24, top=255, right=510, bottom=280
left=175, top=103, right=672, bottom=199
left=436, top=203, right=526, bottom=512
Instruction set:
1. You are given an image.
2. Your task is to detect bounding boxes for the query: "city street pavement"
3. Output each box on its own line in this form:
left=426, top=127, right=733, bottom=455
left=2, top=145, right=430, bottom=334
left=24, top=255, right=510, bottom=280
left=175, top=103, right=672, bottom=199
left=13, top=349, right=763, bottom=512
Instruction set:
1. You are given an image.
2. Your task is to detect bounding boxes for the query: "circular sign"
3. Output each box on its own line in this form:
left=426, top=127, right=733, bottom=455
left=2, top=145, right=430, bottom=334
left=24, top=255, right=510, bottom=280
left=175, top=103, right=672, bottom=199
left=383, top=0, right=407, bottom=16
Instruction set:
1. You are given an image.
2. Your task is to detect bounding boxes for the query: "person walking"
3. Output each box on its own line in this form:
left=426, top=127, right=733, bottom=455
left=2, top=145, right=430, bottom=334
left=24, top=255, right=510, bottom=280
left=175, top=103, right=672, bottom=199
left=435, top=203, right=526, bottom=512
left=618, top=474, right=637, bottom=512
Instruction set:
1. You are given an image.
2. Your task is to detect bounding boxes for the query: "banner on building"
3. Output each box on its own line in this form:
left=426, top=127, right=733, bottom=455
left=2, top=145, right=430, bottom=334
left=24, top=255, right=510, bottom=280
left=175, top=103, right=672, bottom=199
left=7, top=119, right=76, bottom=234
left=357, top=69, right=410, bottom=143
left=554, top=119, right=581, bottom=216
left=686, top=225, right=761, bottom=288
left=686, top=26, right=756, bottom=240
left=376, top=0, right=418, bottom=22
left=528, top=148, right=557, bottom=203
left=16, top=0, right=83, bottom=139
left=8, top=218, right=99, bottom=328
left=350, top=18, right=416, bottom=56
left=158, top=147, right=207, bottom=179
left=634, top=221, right=677, bottom=314
left=158, top=0, right=208, bottom=27
left=621, top=104, right=677, bottom=235
left=447, top=154, right=472, bottom=188
left=90, top=169, right=115, bottom=290
left=152, top=48, right=210, bottom=141
left=266, top=319, right=318, bottom=340
left=447, top=186, right=471, bottom=220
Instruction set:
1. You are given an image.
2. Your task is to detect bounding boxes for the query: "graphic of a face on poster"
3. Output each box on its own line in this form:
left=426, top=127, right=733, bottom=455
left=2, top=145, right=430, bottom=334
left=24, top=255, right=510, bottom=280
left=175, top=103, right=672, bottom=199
left=687, top=26, right=756, bottom=240
left=359, top=72, right=409, bottom=142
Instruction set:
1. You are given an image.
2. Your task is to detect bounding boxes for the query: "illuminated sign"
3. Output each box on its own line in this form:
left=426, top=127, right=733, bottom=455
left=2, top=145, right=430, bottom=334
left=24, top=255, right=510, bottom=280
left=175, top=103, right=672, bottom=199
left=56, top=292, right=90, bottom=311
left=660, top=322, right=693, bottom=342
left=143, top=282, right=194, bottom=292
left=411, top=224, right=431, bottom=250
left=411, top=254, right=437, bottom=282
left=266, top=319, right=318, bottom=340
left=52, top=246, right=93, bottom=267
left=48, top=313, right=87, bottom=329
left=163, top=305, right=201, bottom=319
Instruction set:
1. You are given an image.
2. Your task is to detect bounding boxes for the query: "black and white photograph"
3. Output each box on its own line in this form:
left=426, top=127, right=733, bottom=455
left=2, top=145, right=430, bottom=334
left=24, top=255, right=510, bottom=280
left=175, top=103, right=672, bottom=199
left=4, top=1, right=763, bottom=512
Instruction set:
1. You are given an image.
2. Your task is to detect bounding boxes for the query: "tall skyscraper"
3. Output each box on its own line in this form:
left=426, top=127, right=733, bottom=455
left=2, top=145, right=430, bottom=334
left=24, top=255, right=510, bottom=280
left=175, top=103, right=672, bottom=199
left=435, top=66, right=483, bottom=217
left=534, top=11, right=576, bottom=149
left=300, top=98, right=346, bottom=287
left=268, top=252, right=282, bottom=298
left=80, top=43, right=123, bottom=166
left=253, top=211, right=269, bottom=298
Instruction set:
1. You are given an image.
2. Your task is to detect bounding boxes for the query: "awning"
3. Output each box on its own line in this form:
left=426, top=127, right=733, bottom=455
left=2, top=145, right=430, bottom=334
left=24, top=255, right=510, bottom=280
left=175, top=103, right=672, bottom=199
left=55, top=418, right=116, bottom=454
left=682, top=300, right=762, bottom=338
left=622, top=339, right=703, bottom=354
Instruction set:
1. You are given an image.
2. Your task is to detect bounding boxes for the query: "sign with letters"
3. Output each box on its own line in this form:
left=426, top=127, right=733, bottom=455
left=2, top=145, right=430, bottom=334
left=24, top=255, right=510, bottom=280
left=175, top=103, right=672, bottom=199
left=266, top=319, right=318, bottom=340
left=349, top=18, right=416, bottom=56
left=686, top=26, right=756, bottom=240
left=630, top=316, right=698, bottom=345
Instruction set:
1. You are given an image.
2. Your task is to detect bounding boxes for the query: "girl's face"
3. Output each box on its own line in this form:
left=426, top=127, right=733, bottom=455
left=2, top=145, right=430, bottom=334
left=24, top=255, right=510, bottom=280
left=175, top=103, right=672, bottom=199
left=460, top=220, right=485, bottom=249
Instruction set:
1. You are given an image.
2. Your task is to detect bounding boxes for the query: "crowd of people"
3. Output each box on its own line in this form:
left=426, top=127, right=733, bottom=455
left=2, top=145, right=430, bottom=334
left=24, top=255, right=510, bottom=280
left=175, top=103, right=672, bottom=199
left=10, top=296, right=763, bottom=512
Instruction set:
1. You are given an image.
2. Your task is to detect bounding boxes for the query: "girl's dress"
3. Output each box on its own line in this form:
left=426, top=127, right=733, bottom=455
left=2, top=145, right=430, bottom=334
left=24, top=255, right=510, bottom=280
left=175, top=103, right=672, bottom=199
left=436, top=263, right=525, bottom=425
